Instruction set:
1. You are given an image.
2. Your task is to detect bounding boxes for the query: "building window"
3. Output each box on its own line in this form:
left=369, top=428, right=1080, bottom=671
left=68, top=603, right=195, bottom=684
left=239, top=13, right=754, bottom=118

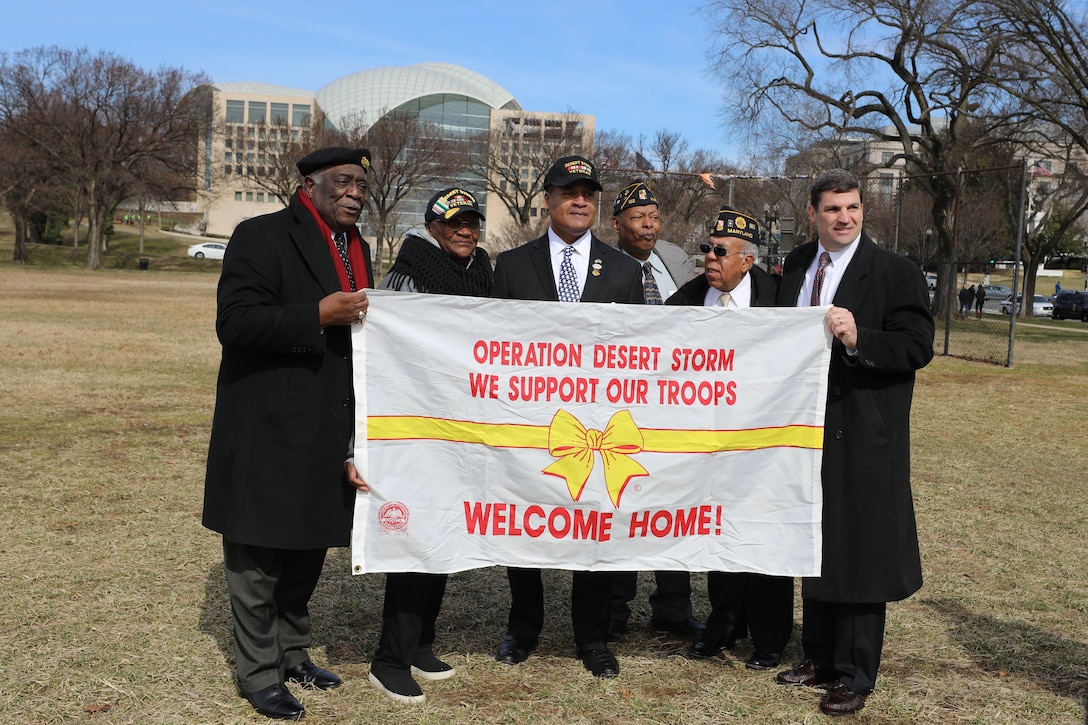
left=224, top=165, right=232, bottom=175
left=257, top=192, right=264, bottom=202
left=235, top=191, right=242, bottom=201
left=881, top=151, right=894, bottom=164
left=224, top=151, right=232, bottom=162
left=225, top=100, right=244, bottom=123
left=292, top=104, right=311, bottom=127
left=246, top=192, right=253, bottom=202
left=530, top=207, right=537, bottom=217
left=224, top=138, right=233, bottom=149
left=248, top=101, right=267, bottom=124
left=271, top=103, right=289, bottom=124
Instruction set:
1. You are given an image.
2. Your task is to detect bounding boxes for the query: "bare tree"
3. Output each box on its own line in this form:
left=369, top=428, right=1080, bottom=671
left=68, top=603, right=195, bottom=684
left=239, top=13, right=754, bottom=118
left=336, top=111, right=466, bottom=271
left=0, top=47, right=209, bottom=269
left=704, top=0, right=1024, bottom=312
left=228, top=115, right=335, bottom=207
left=472, top=110, right=590, bottom=233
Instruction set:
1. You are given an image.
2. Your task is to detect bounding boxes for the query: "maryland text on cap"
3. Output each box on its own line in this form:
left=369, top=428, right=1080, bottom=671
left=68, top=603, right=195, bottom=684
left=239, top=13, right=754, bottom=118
left=710, top=208, right=760, bottom=242
left=425, top=187, right=485, bottom=222
left=543, top=155, right=603, bottom=191
left=613, top=180, right=658, bottom=216
left=296, top=147, right=372, bottom=176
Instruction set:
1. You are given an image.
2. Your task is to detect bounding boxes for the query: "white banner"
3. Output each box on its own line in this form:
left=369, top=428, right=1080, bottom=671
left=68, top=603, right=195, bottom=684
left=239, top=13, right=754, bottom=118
left=351, top=290, right=830, bottom=577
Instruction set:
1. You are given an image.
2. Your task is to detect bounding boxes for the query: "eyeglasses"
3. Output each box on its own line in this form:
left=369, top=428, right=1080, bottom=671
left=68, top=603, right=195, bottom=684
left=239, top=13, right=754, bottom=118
left=699, top=242, right=736, bottom=258
left=440, top=217, right=482, bottom=232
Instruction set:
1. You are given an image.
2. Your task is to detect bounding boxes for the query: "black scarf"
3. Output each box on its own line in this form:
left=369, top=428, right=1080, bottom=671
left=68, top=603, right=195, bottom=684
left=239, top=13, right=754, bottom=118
left=387, top=234, right=493, bottom=297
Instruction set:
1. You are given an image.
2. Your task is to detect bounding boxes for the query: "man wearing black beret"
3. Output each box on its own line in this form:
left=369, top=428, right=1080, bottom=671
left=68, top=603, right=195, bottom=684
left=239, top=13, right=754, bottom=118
left=203, top=146, right=374, bottom=720
left=492, top=154, right=644, bottom=680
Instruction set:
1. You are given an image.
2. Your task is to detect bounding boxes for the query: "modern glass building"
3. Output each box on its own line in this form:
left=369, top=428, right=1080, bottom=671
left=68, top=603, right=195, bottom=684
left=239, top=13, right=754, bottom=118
left=200, top=63, right=589, bottom=241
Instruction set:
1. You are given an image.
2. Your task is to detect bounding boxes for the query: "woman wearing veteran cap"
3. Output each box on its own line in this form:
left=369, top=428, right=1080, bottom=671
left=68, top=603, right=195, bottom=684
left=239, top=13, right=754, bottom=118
left=666, top=207, right=794, bottom=673
left=203, top=146, right=373, bottom=720
left=361, top=188, right=492, bottom=704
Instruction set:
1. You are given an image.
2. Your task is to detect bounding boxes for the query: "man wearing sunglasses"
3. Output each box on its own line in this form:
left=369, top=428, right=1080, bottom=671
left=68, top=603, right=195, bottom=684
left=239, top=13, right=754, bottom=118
left=665, top=207, right=793, bottom=672
left=492, top=155, right=644, bottom=680
left=365, top=187, right=492, bottom=704
left=608, top=180, right=703, bottom=643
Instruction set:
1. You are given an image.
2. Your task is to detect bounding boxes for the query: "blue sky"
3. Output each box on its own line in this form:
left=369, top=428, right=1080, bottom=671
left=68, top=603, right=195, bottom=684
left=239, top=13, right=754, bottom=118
left=5, top=1, right=737, bottom=159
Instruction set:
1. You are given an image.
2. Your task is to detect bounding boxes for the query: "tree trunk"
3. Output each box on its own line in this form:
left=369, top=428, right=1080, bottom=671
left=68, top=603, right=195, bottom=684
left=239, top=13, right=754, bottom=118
left=12, top=209, right=28, bottom=263
left=85, top=185, right=104, bottom=270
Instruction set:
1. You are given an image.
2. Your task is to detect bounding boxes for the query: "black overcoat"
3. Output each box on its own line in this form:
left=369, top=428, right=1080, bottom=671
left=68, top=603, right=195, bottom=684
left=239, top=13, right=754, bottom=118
left=665, top=264, right=778, bottom=307
left=777, top=233, right=934, bottom=603
left=202, top=191, right=374, bottom=550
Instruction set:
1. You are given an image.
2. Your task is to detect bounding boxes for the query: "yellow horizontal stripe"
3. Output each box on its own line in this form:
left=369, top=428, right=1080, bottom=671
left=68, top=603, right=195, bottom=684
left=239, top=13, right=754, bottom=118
left=368, top=416, right=821, bottom=453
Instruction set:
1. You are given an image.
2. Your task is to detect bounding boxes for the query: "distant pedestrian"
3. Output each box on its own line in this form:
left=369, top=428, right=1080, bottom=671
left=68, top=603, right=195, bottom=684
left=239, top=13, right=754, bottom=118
left=958, top=285, right=975, bottom=318
left=975, top=284, right=987, bottom=319
left=1055, top=281, right=1062, bottom=296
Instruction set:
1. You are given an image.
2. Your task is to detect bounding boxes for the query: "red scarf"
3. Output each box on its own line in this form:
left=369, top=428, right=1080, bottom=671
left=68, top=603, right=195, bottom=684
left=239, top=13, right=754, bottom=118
left=296, top=189, right=370, bottom=291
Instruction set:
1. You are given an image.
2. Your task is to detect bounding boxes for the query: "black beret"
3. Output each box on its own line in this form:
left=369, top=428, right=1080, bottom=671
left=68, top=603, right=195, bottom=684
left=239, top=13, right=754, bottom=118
left=296, top=147, right=372, bottom=176
left=543, top=155, right=603, bottom=191
left=612, top=180, right=658, bottom=216
left=424, top=187, right=485, bottom=222
left=710, top=207, right=760, bottom=242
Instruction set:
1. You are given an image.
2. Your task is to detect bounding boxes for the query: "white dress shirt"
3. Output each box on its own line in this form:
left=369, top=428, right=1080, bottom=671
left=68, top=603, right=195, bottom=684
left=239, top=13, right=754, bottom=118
left=548, top=228, right=593, bottom=298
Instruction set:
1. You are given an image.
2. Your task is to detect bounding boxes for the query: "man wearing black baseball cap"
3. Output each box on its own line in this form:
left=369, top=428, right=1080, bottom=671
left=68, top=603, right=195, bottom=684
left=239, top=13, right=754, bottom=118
left=491, top=155, right=643, bottom=680
left=204, top=146, right=374, bottom=720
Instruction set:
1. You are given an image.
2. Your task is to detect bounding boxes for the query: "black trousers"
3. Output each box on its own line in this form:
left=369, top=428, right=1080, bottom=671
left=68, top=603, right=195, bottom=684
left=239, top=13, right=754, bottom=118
left=506, top=567, right=611, bottom=651
left=801, top=599, right=887, bottom=695
left=372, top=572, right=447, bottom=673
left=705, top=572, right=793, bottom=654
left=611, top=570, right=693, bottom=624
left=222, top=539, right=327, bottom=693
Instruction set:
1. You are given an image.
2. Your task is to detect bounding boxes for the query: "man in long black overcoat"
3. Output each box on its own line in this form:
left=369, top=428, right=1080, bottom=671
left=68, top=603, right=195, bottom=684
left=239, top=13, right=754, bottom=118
left=774, top=169, right=934, bottom=716
left=203, top=147, right=374, bottom=720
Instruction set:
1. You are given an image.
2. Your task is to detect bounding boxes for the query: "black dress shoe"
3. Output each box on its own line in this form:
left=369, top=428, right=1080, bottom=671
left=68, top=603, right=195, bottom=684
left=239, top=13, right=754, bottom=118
left=495, top=635, right=533, bottom=664
left=245, top=683, right=304, bottom=721
left=745, top=651, right=782, bottom=670
left=285, top=660, right=341, bottom=690
left=820, top=681, right=868, bottom=715
left=775, top=659, right=835, bottom=687
left=650, top=616, right=706, bottom=639
left=579, top=648, right=619, bottom=678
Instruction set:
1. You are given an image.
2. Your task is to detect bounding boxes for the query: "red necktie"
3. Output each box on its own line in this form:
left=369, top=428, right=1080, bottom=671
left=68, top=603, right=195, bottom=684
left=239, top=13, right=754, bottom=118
left=810, top=251, right=831, bottom=306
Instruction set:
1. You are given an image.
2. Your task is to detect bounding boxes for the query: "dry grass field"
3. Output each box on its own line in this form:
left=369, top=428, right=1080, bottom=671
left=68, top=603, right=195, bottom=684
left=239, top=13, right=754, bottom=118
left=0, top=253, right=1086, bottom=724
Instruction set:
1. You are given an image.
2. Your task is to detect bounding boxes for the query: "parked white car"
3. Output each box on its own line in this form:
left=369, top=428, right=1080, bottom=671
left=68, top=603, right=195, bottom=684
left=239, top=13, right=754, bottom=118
left=1000, top=294, right=1053, bottom=317
left=187, top=242, right=227, bottom=260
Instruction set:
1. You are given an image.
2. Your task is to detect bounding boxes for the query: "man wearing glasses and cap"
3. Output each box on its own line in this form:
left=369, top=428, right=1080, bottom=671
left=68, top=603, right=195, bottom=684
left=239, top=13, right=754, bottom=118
left=608, top=180, right=703, bottom=642
left=492, top=154, right=644, bottom=679
left=666, top=207, right=793, bottom=673
left=203, top=146, right=373, bottom=720
left=360, top=187, right=492, bottom=704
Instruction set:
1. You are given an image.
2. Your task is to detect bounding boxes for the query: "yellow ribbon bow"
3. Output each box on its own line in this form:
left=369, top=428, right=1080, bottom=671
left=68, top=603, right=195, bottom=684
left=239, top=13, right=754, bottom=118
left=542, top=409, right=649, bottom=507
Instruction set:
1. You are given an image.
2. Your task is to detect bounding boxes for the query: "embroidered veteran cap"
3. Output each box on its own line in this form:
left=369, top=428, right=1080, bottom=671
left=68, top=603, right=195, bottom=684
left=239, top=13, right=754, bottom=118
left=543, top=155, right=603, bottom=191
left=612, top=180, right=658, bottom=216
left=424, top=187, right=485, bottom=222
left=296, top=147, right=372, bottom=176
left=710, top=207, right=760, bottom=242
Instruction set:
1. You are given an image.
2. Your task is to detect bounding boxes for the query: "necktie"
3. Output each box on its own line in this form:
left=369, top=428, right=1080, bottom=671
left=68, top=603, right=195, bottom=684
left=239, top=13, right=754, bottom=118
left=810, top=251, right=831, bottom=306
left=716, top=291, right=731, bottom=308
left=642, top=262, right=663, bottom=305
left=335, top=232, right=356, bottom=292
left=557, top=246, right=579, bottom=302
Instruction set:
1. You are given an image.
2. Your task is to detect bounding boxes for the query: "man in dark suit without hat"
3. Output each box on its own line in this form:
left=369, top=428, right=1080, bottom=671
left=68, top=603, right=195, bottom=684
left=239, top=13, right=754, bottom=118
left=492, top=154, right=644, bottom=679
left=203, top=147, right=374, bottom=720
left=773, top=169, right=934, bottom=716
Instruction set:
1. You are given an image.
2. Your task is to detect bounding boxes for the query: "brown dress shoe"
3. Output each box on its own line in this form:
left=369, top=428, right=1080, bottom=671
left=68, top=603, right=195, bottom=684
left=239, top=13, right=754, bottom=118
left=775, top=659, right=835, bottom=687
left=820, top=681, right=868, bottom=716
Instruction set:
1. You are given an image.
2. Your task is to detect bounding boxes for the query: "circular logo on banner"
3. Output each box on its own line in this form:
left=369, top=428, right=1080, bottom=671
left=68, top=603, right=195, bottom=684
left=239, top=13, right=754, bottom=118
left=378, top=501, right=410, bottom=535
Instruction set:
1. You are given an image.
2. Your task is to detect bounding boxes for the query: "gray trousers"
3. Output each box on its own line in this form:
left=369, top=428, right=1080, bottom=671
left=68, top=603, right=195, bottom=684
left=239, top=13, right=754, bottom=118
left=222, top=539, right=327, bottom=693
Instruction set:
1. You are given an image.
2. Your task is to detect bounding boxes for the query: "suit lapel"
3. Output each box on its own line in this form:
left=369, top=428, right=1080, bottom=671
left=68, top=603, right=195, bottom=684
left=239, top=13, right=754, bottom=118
left=781, top=240, right=817, bottom=306
left=290, top=204, right=342, bottom=295
left=526, top=235, right=559, bottom=301
left=580, top=237, right=611, bottom=302
left=831, top=233, right=874, bottom=310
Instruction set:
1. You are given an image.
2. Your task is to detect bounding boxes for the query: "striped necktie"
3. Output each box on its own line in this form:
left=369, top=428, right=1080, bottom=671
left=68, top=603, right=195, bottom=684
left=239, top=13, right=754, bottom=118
left=810, top=251, right=831, bottom=306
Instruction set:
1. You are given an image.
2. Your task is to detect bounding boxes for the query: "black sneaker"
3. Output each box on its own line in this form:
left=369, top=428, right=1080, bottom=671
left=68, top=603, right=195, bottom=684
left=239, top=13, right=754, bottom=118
left=411, top=647, right=456, bottom=681
left=368, top=667, right=425, bottom=704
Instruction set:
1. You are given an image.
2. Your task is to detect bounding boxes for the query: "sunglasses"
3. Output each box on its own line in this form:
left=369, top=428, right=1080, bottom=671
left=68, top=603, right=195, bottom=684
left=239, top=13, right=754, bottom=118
left=440, top=216, right=482, bottom=231
left=699, top=242, right=737, bottom=258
